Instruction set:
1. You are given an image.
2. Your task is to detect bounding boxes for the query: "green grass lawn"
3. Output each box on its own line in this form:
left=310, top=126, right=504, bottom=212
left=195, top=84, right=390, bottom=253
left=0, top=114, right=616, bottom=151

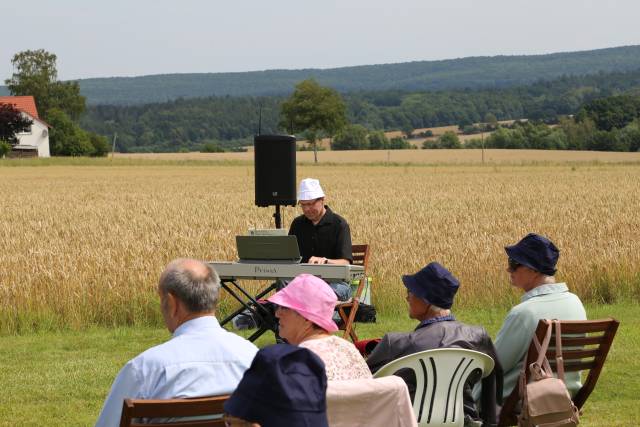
left=0, top=303, right=637, bottom=426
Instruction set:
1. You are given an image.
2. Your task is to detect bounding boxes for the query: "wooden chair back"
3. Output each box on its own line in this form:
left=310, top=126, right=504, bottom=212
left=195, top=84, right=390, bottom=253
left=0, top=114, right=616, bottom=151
left=336, top=244, right=371, bottom=342
left=499, top=318, right=619, bottom=426
left=119, top=395, right=230, bottom=427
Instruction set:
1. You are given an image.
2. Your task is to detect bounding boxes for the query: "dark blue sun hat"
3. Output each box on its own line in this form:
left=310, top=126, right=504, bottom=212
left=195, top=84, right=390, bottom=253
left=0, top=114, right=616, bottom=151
left=402, top=262, right=460, bottom=309
left=224, top=344, right=328, bottom=427
left=505, top=233, right=559, bottom=275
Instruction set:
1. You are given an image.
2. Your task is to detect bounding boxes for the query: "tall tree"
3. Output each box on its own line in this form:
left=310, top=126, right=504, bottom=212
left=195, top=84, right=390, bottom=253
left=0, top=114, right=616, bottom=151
left=4, top=49, right=107, bottom=156
left=5, top=49, right=86, bottom=121
left=0, top=103, right=33, bottom=144
left=280, top=79, right=347, bottom=162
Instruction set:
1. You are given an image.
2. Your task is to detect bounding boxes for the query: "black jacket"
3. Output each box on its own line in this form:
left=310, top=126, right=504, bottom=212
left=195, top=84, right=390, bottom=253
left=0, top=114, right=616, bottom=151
left=367, top=319, right=503, bottom=426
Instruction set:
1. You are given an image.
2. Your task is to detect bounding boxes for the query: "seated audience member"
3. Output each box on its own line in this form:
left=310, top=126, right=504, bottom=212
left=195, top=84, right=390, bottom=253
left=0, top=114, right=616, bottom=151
left=366, top=262, right=502, bottom=425
left=495, top=233, right=586, bottom=400
left=223, top=344, right=329, bottom=427
left=267, top=273, right=372, bottom=381
left=95, top=259, right=258, bottom=427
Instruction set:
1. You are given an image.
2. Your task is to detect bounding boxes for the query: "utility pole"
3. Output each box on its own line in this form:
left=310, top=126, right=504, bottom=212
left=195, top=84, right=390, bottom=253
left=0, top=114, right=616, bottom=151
left=481, top=129, right=485, bottom=165
left=111, top=132, right=117, bottom=161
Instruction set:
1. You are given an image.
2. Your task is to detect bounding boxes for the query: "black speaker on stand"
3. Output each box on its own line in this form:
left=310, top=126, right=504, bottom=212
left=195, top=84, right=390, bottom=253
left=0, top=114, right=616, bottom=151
left=254, top=134, right=297, bottom=228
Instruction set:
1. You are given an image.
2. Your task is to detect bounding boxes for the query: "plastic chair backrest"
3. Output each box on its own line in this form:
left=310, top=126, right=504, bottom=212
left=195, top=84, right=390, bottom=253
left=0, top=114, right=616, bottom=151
left=373, top=348, right=494, bottom=427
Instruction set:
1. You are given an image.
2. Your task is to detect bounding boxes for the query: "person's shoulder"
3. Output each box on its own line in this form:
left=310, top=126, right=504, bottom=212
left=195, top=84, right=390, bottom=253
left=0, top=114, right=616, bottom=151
left=216, top=328, right=259, bottom=354
left=128, top=339, right=174, bottom=369
left=380, top=330, right=414, bottom=347
left=450, top=320, right=490, bottom=336
left=324, top=208, right=350, bottom=227
left=289, top=214, right=308, bottom=230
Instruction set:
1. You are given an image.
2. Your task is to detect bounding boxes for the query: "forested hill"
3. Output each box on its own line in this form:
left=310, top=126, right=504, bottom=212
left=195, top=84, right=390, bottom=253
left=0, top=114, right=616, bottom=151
left=79, top=68, right=640, bottom=153
left=3, top=45, right=640, bottom=105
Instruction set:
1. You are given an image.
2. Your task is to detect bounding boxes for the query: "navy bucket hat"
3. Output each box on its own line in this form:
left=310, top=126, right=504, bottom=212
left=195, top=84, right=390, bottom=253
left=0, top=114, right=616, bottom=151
left=402, top=262, right=460, bottom=309
left=505, top=233, right=559, bottom=276
left=224, top=344, right=328, bottom=427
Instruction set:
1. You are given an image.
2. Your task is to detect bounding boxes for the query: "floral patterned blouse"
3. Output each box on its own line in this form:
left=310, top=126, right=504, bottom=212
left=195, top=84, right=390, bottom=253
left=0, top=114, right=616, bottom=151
left=299, top=335, right=372, bottom=381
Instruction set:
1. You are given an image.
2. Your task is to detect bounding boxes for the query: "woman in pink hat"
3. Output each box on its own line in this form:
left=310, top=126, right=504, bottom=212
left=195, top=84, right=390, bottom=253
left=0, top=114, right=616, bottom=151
left=267, top=274, right=371, bottom=381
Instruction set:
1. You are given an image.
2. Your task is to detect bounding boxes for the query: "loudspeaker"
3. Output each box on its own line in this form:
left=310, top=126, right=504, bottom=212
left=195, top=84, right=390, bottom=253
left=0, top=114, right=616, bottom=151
left=254, top=134, right=297, bottom=207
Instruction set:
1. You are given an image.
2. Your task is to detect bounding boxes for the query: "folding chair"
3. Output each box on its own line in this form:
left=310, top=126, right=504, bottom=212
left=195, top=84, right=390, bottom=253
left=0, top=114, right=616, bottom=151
left=498, top=318, right=620, bottom=426
left=119, top=395, right=230, bottom=427
left=373, top=348, right=495, bottom=427
left=336, top=244, right=371, bottom=342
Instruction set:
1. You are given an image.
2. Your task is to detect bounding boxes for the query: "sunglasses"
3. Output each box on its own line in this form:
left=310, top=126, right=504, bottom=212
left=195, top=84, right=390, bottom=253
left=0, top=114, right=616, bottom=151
left=507, top=258, right=523, bottom=272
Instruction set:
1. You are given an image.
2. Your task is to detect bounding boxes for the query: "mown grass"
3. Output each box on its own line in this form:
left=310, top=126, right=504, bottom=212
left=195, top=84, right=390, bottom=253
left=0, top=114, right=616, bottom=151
left=0, top=303, right=635, bottom=426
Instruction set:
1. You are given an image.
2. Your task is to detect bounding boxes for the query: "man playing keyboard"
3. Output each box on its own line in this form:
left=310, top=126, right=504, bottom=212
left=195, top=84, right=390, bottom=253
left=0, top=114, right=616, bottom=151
left=288, top=178, right=353, bottom=301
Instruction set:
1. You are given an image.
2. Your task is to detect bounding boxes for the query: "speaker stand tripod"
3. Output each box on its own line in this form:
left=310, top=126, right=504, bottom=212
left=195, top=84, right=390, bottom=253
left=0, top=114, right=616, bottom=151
left=273, top=205, right=282, bottom=229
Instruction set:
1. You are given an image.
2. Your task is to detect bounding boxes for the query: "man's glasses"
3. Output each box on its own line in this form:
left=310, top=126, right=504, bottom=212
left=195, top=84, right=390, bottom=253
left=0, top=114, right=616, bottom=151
left=507, top=258, right=522, bottom=272
left=298, top=198, right=322, bottom=208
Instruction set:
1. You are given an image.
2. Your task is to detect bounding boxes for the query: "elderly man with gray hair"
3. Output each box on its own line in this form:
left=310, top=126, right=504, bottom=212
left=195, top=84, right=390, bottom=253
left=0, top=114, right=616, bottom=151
left=95, top=259, right=258, bottom=427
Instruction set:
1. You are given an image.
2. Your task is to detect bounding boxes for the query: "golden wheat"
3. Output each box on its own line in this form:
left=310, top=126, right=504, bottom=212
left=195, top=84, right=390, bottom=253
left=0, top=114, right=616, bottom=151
left=1, top=162, right=639, bottom=334
left=113, top=149, right=640, bottom=164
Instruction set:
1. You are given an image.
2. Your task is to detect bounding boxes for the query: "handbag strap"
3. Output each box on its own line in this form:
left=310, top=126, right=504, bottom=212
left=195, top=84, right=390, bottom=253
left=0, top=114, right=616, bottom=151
left=534, top=320, right=554, bottom=370
left=554, top=320, right=566, bottom=382
left=519, top=320, right=554, bottom=397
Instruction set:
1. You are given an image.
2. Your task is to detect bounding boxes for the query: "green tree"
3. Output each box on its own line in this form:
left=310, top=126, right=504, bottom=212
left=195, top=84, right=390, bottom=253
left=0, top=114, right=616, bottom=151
left=484, top=112, right=498, bottom=129
left=4, top=49, right=86, bottom=121
left=0, top=141, right=11, bottom=157
left=88, top=133, right=110, bottom=157
left=368, top=130, right=389, bottom=150
left=0, top=103, right=33, bottom=144
left=47, top=108, right=93, bottom=156
left=201, top=141, right=225, bottom=152
left=331, top=124, right=368, bottom=150
left=4, top=49, right=109, bottom=156
left=437, top=131, right=462, bottom=148
left=280, top=79, right=347, bottom=162
left=389, top=136, right=411, bottom=149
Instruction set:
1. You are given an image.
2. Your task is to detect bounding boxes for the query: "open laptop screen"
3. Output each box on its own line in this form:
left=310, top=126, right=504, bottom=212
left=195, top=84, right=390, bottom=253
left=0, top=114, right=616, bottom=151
left=236, top=235, right=302, bottom=263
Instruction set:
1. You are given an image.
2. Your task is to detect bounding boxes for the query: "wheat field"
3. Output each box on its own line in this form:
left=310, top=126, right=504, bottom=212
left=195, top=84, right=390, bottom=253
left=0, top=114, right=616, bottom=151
left=1, top=160, right=639, bottom=334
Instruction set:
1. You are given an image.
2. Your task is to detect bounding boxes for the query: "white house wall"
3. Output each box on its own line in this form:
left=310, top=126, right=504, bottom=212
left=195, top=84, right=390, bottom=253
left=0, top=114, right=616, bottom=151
left=16, top=113, right=50, bottom=157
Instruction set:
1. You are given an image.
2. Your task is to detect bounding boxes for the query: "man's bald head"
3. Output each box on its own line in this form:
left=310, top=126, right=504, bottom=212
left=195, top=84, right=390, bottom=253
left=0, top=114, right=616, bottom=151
left=159, top=258, right=220, bottom=313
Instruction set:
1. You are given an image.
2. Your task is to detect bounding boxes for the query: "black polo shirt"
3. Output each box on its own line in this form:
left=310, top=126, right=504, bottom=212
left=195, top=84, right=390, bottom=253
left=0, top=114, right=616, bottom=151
left=288, top=206, right=353, bottom=263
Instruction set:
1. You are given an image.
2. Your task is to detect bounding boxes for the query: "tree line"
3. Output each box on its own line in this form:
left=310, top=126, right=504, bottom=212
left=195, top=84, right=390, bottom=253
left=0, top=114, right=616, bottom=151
left=78, top=69, right=640, bottom=153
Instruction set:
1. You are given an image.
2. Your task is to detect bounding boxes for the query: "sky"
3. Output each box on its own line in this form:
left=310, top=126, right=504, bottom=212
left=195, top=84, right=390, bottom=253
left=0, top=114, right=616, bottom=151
left=1, top=0, right=639, bottom=82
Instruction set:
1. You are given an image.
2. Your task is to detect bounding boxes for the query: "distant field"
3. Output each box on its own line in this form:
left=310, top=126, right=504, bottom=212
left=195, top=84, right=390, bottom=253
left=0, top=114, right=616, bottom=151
left=114, top=149, right=640, bottom=164
left=1, top=160, right=639, bottom=334
left=297, top=120, right=527, bottom=149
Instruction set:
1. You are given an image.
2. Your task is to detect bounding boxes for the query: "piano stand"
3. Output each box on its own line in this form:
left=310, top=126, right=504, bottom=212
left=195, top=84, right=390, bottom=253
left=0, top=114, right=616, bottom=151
left=209, top=261, right=364, bottom=342
left=219, top=279, right=281, bottom=342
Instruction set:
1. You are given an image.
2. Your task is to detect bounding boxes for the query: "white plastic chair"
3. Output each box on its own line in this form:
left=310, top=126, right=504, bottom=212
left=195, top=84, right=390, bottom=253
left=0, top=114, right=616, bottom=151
left=373, top=348, right=494, bottom=427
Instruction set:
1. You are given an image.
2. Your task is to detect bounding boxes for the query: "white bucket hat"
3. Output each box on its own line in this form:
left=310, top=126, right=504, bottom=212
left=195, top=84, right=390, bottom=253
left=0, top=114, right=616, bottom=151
left=297, top=178, right=325, bottom=201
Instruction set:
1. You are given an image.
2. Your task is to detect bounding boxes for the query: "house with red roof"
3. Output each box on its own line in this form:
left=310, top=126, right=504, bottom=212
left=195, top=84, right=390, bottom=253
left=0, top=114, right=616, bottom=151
left=0, top=95, right=50, bottom=157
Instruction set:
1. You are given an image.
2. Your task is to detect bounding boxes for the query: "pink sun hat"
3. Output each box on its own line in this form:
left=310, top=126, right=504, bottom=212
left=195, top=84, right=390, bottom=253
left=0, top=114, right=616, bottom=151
left=267, top=274, right=339, bottom=333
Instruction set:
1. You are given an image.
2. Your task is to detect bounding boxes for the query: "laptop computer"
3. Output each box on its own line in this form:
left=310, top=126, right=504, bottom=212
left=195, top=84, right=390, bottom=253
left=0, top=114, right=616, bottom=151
left=236, top=235, right=302, bottom=264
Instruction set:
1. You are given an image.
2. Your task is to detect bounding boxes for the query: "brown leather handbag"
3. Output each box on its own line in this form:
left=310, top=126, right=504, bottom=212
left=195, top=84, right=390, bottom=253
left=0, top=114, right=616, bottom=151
left=518, top=320, right=580, bottom=427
